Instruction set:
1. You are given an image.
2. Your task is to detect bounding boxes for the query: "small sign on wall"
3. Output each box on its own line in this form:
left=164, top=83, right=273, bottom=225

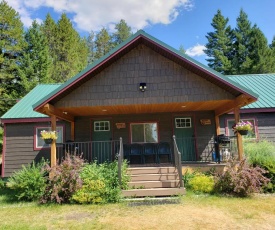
left=200, top=119, right=211, bottom=126
left=116, top=123, right=126, bottom=129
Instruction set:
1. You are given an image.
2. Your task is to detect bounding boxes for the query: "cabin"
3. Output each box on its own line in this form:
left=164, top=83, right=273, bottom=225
left=220, top=74, right=275, bottom=143
left=1, top=30, right=258, bottom=179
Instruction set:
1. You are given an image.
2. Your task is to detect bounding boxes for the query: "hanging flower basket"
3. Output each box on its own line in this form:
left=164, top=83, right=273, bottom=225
left=40, top=130, right=58, bottom=145
left=232, top=120, right=253, bottom=136
left=44, top=138, right=53, bottom=144
left=238, top=130, right=249, bottom=136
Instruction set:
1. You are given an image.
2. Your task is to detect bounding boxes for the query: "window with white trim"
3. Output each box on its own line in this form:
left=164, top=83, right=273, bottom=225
left=175, top=118, right=192, bottom=128
left=35, top=126, right=64, bottom=148
left=130, top=123, right=158, bottom=143
left=227, top=118, right=257, bottom=138
left=94, top=121, right=110, bottom=131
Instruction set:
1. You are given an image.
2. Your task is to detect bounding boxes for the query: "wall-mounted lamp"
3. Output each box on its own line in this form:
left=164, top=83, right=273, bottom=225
left=139, top=82, right=147, bottom=92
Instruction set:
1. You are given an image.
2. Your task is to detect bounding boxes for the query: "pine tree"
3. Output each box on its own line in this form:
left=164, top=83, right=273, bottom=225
left=42, top=13, right=88, bottom=82
left=87, top=30, right=96, bottom=65
left=95, top=28, right=112, bottom=60
left=204, top=10, right=233, bottom=74
left=179, top=45, right=185, bottom=54
left=112, top=19, right=132, bottom=47
left=244, top=26, right=274, bottom=73
left=18, top=20, right=52, bottom=95
left=0, top=0, right=25, bottom=115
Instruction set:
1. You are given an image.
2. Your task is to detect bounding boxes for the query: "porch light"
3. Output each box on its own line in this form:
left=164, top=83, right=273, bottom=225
left=139, top=83, right=147, bottom=92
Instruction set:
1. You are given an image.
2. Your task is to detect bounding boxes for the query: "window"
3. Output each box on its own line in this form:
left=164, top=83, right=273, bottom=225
left=130, top=123, right=158, bottom=143
left=175, top=118, right=192, bottom=128
left=94, top=121, right=110, bottom=131
left=227, top=118, right=257, bottom=138
left=35, top=126, right=64, bottom=149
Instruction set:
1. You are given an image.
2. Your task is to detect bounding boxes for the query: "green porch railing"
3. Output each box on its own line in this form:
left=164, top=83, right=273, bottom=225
left=56, top=140, right=120, bottom=164
left=173, top=135, right=183, bottom=187
left=174, top=136, right=238, bottom=163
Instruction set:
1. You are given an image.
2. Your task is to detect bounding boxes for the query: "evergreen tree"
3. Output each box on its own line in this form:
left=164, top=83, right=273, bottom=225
left=95, top=28, right=112, bottom=60
left=0, top=0, right=25, bottom=115
left=42, top=13, right=88, bottom=82
left=18, top=20, right=52, bottom=95
left=87, top=30, right=96, bottom=65
left=112, top=19, right=132, bottom=47
left=231, top=9, right=253, bottom=74
left=243, top=26, right=274, bottom=73
left=179, top=45, right=185, bottom=54
left=204, top=10, right=233, bottom=74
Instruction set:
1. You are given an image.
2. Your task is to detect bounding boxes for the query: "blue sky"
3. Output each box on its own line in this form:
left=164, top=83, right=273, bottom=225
left=6, top=0, right=275, bottom=64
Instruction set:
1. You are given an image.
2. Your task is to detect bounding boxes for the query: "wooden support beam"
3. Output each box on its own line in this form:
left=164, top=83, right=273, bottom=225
left=42, top=103, right=74, bottom=122
left=70, top=122, right=75, bottom=141
left=215, top=94, right=251, bottom=117
left=234, top=107, right=244, bottom=160
left=215, top=115, right=220, bottom=136
left=51, top=115, right=57, bottom=168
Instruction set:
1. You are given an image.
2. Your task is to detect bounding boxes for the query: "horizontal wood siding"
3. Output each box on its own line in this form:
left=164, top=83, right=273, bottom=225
left=55, top=44, right=234, bottom=109
left=4, top=121, right=70, bottom=177
left=220, top=112, right=275, bottom=142
left=74, top=117, right=91, bottom=142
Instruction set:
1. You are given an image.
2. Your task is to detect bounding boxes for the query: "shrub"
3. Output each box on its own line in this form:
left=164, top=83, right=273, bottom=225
left=40, top=153, right=84, bottom=204
left=0, top=179, right=5, bottom=189
left=6, top=160, right=47, bottom=201
left=182, top=169, right=197, bottom=189
left=244, top=140, right=275, bottom=192
left=72, top=180, right=105, bottom=204
left=188, top=174, right=215, bottom=193
left=214, top=159, right=270, bottom=197
left=72, top=160, right=129, bottom=204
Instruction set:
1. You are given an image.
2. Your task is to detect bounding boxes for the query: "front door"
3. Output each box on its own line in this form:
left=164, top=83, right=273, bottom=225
left=92, top=120, right=113, bottom=163
left=174, top=117, right=196, bottom=161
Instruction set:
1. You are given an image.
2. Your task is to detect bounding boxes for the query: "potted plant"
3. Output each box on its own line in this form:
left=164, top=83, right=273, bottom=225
left=232, top=120, right=253, bottom=135
left=40, top=130, right=58, bottom=144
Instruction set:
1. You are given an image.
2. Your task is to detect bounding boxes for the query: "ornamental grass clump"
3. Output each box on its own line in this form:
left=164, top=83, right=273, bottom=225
left=232, top=120, right=253, bottom=132
left=40, top=130, right=58, bottom=140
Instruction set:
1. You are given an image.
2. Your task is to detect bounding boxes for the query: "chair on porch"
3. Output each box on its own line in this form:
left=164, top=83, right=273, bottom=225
left=143, top=143, right=157, bottom=164
left=129, top=144, right=143, bottom=164
left=123, top=144, right=131, bottom=162
left=157, top=142, right=172, bottom=163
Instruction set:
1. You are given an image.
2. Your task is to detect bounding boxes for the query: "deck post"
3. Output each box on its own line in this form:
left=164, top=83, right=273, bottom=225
left=70, top=121, right=75, bottom=141
left=51, top=115, right=57, bottom=168
left=118, top=137, right=123, bottom=186
left=215, top=115, right=220, bottom=135
left=234, top=107, right=244, bottom=160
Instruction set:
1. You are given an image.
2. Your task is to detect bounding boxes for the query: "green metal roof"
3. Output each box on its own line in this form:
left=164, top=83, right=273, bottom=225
left=33, top=30, right=258, bottom=110
left=228, top=74, right=275, bottom=109
left=1, top=84, right=61, bottom=119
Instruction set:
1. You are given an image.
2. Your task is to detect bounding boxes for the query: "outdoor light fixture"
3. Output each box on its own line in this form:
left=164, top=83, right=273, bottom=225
left=139, top=83, right=147, bottom=92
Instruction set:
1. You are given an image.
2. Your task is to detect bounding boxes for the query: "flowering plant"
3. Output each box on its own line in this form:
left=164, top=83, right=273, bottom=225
left=232, top=120, right=253, bottom=132
left=40, top=130, right=58, bottom=140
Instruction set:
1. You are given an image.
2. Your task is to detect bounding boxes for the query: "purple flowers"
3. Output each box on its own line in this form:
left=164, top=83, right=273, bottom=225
left=232, top=120, right=253, bottom=132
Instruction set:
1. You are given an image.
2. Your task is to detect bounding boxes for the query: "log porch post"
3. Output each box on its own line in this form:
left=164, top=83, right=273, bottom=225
left=234, top=107, right=244, bottom=160
left=215, top=115, right=220, bottom=135
left=51, top=115, right=57, bottom=167
left=71, top=121, right=75, bottom=141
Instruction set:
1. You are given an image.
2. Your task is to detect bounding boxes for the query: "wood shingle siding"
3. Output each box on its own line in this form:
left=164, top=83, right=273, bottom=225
left=55, top=45, right=234, bottom=109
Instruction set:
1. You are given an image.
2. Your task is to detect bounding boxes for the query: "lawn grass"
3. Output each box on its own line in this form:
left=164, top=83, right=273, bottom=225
left=0, top=189, right=275, bottom=230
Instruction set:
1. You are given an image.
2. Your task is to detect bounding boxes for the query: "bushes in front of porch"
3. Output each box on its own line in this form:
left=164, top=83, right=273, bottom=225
left=4, top=154, right=129, bottom=204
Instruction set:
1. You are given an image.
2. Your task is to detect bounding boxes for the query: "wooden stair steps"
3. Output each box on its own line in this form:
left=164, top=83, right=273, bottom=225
left=122, top=187, right=186, bottom=197
left=129, top=180, right=180, bottom=189
left=123, top=166, right=185, bottom=197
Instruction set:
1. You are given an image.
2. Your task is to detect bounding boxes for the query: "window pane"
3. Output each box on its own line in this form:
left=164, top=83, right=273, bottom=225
left=131, top=124, right=145, bottom=143
left=145, top=123, right=158, bottom=143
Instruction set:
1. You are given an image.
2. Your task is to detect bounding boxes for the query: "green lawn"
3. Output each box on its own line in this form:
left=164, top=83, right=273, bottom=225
left=0, top=189, right=275, bottom=230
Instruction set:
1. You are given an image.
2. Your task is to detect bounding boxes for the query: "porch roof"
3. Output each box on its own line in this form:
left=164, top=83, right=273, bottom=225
left=33, top=30, right=258, bottom=113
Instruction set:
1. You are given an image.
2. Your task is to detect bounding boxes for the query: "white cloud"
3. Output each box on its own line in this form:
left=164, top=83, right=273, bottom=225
left=5, top=0, right=193, bottom=31
left=186, top=44, right=206, bottom=57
